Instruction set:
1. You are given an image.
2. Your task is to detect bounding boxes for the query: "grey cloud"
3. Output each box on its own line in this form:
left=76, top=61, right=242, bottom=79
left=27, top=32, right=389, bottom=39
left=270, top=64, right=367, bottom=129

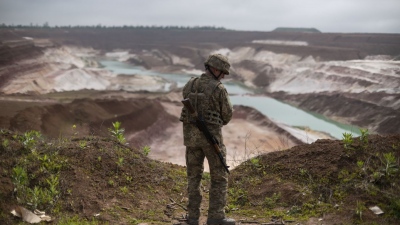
left=0, top=0, right=399, bottom=33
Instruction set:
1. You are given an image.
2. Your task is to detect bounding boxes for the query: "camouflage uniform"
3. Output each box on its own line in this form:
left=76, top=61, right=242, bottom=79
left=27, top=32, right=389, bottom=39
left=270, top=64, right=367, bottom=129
left=180, top=56, right=233, bottom=222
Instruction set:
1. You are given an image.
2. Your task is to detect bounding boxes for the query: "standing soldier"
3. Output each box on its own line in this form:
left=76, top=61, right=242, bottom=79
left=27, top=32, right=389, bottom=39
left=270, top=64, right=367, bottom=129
left=180, top=53, right=235, bottom=225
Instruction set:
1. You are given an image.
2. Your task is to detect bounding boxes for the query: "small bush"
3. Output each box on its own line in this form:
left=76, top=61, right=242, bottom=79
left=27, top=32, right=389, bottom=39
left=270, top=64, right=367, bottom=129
left=109, top=121, right=126, bottom=144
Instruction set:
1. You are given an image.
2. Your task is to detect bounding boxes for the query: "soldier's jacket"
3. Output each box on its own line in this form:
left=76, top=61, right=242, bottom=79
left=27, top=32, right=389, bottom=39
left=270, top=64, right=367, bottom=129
left=180, top=73, right=233, bottom=147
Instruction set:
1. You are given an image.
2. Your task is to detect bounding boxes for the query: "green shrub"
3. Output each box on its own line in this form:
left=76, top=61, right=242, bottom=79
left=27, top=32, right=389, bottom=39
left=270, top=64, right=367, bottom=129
left=20, top=130, right=42, bottom=150
left=142, top=146, right=151, bottom=156
left=342, top=132, right=354, bottom=151
left=109, top=121, right=126, bottom=144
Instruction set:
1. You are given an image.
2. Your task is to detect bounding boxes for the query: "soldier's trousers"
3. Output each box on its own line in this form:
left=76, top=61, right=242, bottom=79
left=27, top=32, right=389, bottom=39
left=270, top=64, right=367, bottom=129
left=185, top=144, right=228, bottom=220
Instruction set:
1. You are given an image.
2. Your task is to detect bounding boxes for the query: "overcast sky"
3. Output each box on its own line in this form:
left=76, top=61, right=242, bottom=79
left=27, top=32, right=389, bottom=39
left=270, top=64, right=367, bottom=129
left=1, top=0, right=399, bottom=33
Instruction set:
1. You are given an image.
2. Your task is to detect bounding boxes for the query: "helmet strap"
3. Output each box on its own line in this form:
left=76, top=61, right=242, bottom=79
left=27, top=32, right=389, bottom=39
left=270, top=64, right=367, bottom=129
left=206, top=65, right=223, bottom=80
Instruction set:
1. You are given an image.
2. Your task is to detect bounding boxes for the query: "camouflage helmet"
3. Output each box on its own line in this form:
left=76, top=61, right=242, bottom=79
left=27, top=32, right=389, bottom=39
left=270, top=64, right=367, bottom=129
left=204, top=53, right=230, bottom=75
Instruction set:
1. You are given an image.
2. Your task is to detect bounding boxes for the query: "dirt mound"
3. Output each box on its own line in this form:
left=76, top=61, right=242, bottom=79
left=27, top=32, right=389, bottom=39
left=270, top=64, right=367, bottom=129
left=1, top=130, right=399, bottom=224
left=0, top=130, right=187, bottom=225
left=3, top=97, right=176, bottom=147
left=230, top=134, right=400, bottom=224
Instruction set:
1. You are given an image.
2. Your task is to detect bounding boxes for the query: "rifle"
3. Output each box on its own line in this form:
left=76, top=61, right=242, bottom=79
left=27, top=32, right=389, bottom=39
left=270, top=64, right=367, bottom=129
left=181, top=98, right=230, bottom=174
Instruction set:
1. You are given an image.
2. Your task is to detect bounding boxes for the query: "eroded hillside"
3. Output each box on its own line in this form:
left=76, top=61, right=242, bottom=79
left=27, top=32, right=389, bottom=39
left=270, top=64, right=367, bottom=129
left=1, top=28, right=399, bottom=137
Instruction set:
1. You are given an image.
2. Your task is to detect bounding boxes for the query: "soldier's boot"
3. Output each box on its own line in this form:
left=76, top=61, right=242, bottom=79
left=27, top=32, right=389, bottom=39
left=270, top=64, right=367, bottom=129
left=206, top=217, right=235, bottom=225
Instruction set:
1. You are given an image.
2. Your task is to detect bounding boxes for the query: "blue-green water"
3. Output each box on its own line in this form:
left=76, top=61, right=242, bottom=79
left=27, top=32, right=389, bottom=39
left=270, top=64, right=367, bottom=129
left=100, top=60, right=253, bottom=94
left=230, top=95, right=361, bottom=139
left=100, top=60, right=361, bottom=139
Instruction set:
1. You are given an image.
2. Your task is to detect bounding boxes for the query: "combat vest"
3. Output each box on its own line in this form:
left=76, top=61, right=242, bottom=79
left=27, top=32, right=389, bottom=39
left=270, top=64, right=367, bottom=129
left=180, top=77, right=224, bottom=126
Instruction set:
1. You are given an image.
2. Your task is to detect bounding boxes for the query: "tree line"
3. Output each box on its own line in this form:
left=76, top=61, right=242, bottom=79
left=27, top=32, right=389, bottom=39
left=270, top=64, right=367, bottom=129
left=0, top=23, right=227, bottom=30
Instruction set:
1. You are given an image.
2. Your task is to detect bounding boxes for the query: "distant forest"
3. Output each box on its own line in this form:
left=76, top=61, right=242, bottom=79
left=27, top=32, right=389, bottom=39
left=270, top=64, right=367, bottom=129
left=0, top=23, right=227, bottom=30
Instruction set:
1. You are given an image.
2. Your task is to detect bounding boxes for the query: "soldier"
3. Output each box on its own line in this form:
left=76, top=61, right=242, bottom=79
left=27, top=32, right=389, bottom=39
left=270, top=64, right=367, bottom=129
left=180, top=53, right=235, bottom=225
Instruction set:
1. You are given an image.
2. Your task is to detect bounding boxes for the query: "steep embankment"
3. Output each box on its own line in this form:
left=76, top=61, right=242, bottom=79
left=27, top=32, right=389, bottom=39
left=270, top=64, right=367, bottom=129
left=0, top=40, right=45, bottom=89
left=216, top=47, right=400, bottom=134
left=4, top=97, right=172, bottom=139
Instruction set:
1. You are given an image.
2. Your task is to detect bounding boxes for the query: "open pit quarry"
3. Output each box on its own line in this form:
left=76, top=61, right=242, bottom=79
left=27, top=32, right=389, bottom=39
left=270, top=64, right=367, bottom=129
left=0, top=28, right=399, bottom=169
